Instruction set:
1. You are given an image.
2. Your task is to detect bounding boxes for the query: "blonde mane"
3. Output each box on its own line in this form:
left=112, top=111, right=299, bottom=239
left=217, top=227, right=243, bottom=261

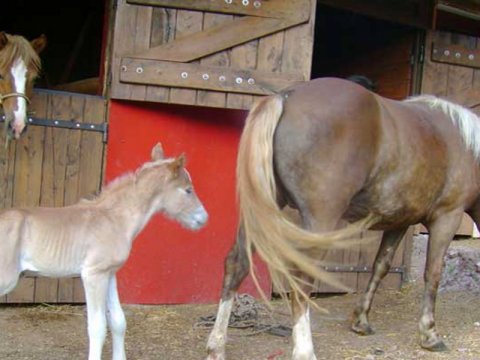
left=85, top=158, right=175, bottom=206
left=406, top=95, right=480, bottom=159
left=0, top=34, right=41, bottom=75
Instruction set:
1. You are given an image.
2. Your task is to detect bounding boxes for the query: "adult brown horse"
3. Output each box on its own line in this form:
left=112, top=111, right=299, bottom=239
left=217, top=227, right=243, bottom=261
left=0, top=31, right=46, bottom=138
left=206, top=78, right=480, bottom=360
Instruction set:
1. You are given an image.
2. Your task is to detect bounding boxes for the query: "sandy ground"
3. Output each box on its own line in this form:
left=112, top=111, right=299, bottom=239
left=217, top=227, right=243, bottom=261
left=1, top=237, right=480, bottom=360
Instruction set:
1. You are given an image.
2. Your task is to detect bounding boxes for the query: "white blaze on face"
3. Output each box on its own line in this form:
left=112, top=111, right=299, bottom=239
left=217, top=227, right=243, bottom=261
left=10, top=57, right=28, bottom=137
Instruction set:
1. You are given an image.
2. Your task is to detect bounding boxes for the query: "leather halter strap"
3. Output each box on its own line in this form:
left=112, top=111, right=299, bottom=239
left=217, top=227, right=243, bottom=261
left=0, top=92, right=31, bottom=105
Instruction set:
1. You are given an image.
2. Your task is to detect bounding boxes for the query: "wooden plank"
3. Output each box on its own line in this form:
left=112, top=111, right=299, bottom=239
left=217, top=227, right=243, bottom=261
left=121, top=58, right=304, bottom=94
left=127, top=0, right=311, bottom=19
left=0, top=94, right=46, bottom=210
left=77, top=97, right=105, bottom=199
left=169, top=9, right=203, bottom=105
left=25, top=92, right=59, bottom=303
left=446, top=34, right=476, bottom=97
left=227, top=37, right=258, bottom=109
left=110, top=0, right=140, bottom=100
left=58, top=278, right=75, bottom=303
left=422, top=31, right=449, bottom=95
left=34, top=278, right=59, bottom=303
left=5, top=277, right=35, bottom=303
left=281, top=0, right=316, bottom=80
left=197, top=12, right=231, bottom=108
left=63, top=96, right=84, bottom=206
left=145, top=7, right=176, bottom=102
left=257, top=31, right=285, bottom=73
left=73, top=278, right=86, bottom=303
left=432, top=42, right=480, bottom=69
left=130, top=15, right=309, bottom=63
left=129, top=5, right=153, bottom=101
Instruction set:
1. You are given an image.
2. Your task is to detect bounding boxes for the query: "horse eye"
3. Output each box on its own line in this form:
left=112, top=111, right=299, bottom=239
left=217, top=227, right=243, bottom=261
left=185, top=187, right=193, bottom=194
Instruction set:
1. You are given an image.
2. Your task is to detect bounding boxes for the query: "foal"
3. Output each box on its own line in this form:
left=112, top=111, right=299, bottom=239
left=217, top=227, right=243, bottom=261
left=0, top=31, right=46, bottom=138
left=0, top=143, right=208, bottom=360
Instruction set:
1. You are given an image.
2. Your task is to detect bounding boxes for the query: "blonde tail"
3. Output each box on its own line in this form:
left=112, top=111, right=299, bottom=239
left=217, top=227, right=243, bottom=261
left=237, top=95, right=378, bottom=305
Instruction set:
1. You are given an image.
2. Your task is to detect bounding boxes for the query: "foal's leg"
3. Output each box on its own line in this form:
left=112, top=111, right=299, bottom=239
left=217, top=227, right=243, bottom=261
left=0, top=267, right=20, bottom=297
left=419, top=211, right=462, bottom=351
left=82, top=271, right=110, bottom=360
left=351, top=227, right=408, bottom=335
left=107, top=274, right=127, bottom=360
left=206, top=225, right=249, bottom=360
left=291, top=277, right=316, bottom=360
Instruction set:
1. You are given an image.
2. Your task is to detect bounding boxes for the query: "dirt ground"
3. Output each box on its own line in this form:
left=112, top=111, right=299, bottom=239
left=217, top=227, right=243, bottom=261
left=1, top=238, right=480, bottom=360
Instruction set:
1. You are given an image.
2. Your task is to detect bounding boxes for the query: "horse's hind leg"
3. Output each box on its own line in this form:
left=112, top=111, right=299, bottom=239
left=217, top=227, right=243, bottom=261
left=206, top=224, right=250, bottom=360
left=351, top=227, right=408, bottom=335
left=0, top=253, right=21, bottom=297
left=82, top=270, right=110, bottom=360
left=0, top=270, right=20, bottom=297
left=107, top=274, right=126, bottom=360
left=291, top=276, right=316, bottom=360
left=419, top=211, right=462, bottom=351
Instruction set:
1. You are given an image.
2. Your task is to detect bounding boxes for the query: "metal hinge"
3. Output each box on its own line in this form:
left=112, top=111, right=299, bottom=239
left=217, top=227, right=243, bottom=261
left=1, top=115, right=109, bottom=143
left=321, top=265, right=405, bottom=274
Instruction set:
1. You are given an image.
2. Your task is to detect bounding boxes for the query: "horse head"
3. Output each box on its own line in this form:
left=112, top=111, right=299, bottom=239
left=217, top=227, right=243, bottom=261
left=0, top=32, right=46, bottom=139
left=138, top=143, right=208, bottom=231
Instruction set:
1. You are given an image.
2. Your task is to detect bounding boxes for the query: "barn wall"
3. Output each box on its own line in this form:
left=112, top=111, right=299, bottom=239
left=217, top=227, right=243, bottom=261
left=107, top=100, right=270, bottom=304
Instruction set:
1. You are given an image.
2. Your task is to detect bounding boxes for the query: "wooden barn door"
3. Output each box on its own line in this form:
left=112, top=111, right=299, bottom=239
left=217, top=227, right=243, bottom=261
left=109, top=0, right=316, bottom=109
left=0, top=89, right=107, bottom=304
left=421, top=30, right=480, bottom=237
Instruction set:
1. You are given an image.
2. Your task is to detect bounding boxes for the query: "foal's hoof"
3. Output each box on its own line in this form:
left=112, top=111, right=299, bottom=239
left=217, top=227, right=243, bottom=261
left=421, top=339, right=448, bottom=352
left=351, top=322, right=375, bottom=336
left=206, top=354, right=225, bottom=360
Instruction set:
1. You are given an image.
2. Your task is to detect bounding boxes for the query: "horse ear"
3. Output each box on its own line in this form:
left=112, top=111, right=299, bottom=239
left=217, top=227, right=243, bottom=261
left=31, top=34, right=47, bottom=54
left=168, top=153, right=186, bottom=176
left=151, top=142, right=164, bottom=161
left=0, top=32, right=8, bottom=50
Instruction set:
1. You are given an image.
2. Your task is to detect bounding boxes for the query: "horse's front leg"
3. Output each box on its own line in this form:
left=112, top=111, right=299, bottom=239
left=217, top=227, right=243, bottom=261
left=352, top=227, right=407, bottom=335
left=419, top=211, right=462, bottom=351
left=291, top=276, right=316, bottom=360
left=82, top=270, right=110, bottom=360
left=107, top=274, right=127, bottom=360
left=206, top=225, right=250, bottom=360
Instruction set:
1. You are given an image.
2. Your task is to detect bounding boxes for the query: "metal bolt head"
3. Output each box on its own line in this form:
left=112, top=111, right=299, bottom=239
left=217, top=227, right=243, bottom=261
left=253, top=0, right=261, bottom=8
left=455, top=52, right=461, bottom=58
left=242, top=0, right=249, bottom=6
left=469, top=54, right=475, bottom=60
left=444, top=50, right=450, bottom=56
left=121, top=65, right=127, bottom=72
left=235, top=77, right=243, bottom=84
left=136, top=67, right=144, bottom=74
left=225, top=0, right=232, bottom=4
left=181, top=72, right=188, bottom=79
left=219, top=75, right=226, bottom=82
left=247, top=78, right=255, bottom=85
left=202, top=73, right=210, bottom=80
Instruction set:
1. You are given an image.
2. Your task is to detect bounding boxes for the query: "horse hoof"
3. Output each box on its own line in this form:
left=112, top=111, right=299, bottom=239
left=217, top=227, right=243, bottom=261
left=351, top=322, right=375, bottom=336
left=421, top=339, right=448, bottom=352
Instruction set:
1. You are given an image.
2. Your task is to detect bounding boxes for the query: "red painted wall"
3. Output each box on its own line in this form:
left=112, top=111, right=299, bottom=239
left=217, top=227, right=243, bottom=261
left=106, top=100, right=270, bottom=304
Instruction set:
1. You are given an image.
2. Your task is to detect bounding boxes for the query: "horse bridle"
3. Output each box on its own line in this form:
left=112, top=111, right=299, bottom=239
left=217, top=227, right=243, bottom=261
left=0, top=92, right=31, bottom=106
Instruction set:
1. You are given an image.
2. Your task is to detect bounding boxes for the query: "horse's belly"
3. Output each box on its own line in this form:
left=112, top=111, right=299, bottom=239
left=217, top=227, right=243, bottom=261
left=20, top=255, right=81, bottom=278
left=346, top=186, right=432, bottom=229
